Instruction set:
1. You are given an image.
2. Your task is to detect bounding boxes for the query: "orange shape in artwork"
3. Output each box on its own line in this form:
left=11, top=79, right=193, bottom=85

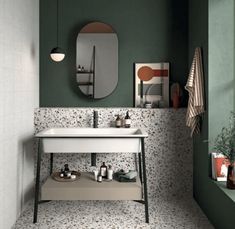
left=137, top=66, right=154, bottom=81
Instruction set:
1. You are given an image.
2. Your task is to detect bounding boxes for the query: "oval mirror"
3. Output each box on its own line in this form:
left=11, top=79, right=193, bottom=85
left=76, top=22, right=118, bottom=99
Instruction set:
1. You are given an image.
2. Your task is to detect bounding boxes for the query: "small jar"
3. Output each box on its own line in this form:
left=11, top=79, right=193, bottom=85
left=97, top=175, right=102, bottom=183
left=71, top=174, right=76, bottom=179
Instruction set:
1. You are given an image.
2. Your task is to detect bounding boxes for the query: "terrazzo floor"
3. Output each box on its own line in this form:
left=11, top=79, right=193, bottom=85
left=14, top=196, right=214, bottom=229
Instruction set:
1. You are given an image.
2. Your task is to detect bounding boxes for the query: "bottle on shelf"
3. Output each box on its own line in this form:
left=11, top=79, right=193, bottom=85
left=115, top=115, right=122, bottom=128
left=64, top=164, right=71, bottom=178
left=77, top=65, right=81, bottom=72
left=124, top=111, right=131, bottom=128
left=93, top=169, right=99, bottom=181
left=107, top=165, right=113, bottom=180
left=100, top=162, right=107, bottom=178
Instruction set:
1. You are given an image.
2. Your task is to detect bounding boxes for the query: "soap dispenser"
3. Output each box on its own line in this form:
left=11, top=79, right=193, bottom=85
left=124, top=111, right=131, bottom=128
left=115, top=115, right=122, bottom=128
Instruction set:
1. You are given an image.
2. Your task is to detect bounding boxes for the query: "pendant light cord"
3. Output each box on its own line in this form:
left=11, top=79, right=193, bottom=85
left=57, top=0, right=59, bottom=46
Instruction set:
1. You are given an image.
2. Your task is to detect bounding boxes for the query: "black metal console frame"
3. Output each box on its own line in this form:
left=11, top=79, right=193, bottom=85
left=33, top=136, right=149, bottom=224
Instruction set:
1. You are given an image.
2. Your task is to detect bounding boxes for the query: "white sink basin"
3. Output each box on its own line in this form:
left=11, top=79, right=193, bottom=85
left=36, top=128, right=147, bottom=138
left=36, top=128, right=148, bottom=153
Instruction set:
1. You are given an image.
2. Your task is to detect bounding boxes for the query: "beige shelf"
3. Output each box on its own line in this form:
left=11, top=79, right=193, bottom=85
left=41, top=172, right=142, bottom=201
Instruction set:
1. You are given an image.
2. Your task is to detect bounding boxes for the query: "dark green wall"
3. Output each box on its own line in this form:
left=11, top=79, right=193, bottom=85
left=40, top=0, right=188, bottom=107
left=190, top=1, right=235, bottom=228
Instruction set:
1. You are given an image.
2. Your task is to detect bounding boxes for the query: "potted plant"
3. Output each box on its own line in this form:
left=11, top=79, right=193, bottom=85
left=214, top=113, right=235, bottom=189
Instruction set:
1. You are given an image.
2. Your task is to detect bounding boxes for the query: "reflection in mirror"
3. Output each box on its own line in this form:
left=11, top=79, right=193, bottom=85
left=76, top=22, right=118, bottom=99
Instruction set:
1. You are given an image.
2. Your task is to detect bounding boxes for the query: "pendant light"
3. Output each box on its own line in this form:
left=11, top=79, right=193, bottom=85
left=50, top=0, right=65, bottom=62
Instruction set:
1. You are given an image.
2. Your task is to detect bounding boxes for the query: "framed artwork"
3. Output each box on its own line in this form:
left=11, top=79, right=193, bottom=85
left=134, top=63, right=169, bottom=108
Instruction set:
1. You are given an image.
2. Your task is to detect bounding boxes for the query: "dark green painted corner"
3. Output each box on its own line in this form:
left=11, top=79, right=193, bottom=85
left=190, top=0, right=235, bottom=228
left=40, top=0, right=188, bottom=107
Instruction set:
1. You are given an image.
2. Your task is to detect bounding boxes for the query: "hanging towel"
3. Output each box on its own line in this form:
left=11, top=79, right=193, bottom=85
left=185, top=47, right=205, bottom=137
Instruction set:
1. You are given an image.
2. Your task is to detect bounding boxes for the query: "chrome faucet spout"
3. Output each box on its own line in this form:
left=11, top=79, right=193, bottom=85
left=93, top=110, right=98, bottom=128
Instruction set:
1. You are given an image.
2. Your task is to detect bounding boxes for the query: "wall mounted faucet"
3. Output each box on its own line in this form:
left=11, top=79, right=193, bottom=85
left=91, top=110, right=98, bottom=166
left=93, top=110, right=98, bottom=128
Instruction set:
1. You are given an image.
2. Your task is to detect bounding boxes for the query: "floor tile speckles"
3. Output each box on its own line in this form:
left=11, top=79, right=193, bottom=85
left=13, top=197, right=213, bottom=229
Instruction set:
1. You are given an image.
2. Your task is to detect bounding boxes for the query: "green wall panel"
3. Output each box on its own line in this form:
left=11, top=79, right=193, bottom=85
left=209, top=0, right=235, bottom=142
left=40, top=0, right=188, bottom=107
left=190, top=0, right=235, bottom=228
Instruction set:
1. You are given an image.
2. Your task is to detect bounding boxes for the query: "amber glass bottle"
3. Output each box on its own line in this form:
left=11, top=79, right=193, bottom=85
left=100, top=162, right=107, bottom=178
left=124, top=111, right=131, bottom=128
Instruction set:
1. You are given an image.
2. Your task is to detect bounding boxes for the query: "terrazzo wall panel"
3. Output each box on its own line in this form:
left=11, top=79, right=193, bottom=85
left=34, top=108, right=192, bottom=199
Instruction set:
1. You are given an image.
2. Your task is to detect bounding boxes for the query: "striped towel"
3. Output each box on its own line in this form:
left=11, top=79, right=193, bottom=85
left=185, top=47, right=205, bottom=137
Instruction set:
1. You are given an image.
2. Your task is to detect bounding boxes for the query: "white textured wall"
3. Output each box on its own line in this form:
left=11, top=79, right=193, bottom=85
left=0, top=0, right=39, bottom=228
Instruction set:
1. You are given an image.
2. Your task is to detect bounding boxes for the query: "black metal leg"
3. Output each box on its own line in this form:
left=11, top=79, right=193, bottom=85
left=138, top=152, right=143, bottom=184
left=50, top=153, right=53, bottom=175
left=141, top=138, right=149, bottom=223
left=33, top=138, right=42, bottom=223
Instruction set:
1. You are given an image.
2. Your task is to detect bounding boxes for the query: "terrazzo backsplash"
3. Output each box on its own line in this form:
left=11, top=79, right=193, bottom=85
left=34, top=108, right=192, bottom=199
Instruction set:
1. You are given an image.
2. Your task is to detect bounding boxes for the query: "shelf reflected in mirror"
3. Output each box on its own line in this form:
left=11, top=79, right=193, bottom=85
left=76, top=22, right=118, bottom=99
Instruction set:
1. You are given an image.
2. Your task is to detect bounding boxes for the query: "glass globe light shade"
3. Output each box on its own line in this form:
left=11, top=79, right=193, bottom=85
left=50, top=47, right=65, bottom=62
